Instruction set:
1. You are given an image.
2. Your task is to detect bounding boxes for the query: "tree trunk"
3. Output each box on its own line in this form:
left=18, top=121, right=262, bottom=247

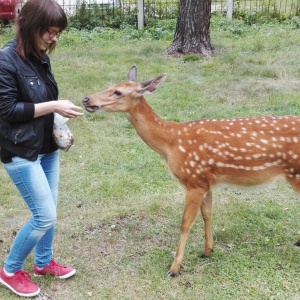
left=166, top=0, right=213, bottom=57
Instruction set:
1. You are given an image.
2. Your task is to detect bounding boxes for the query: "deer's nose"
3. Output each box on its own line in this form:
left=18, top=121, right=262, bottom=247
left=82, top=97, right=89, bottom=105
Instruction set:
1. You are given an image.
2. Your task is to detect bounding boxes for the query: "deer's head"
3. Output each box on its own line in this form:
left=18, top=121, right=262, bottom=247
left=82, top=65, right=167, bottom=113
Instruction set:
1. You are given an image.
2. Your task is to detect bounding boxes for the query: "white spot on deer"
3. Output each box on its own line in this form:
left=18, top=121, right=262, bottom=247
left=260, top=139, right=268, bottom=144
left=179, top=145, right=186, bottom=153
left=253, top=166, right=265, bottom=171
left=229, top=146, right=238, bottom=152
left=234, top=156, right=243, bottom=160
left=193, top=153, right=200, bottom=161
left=190, top=161, right=196, bottom=167
left=208, top=158, right=215, bottom=165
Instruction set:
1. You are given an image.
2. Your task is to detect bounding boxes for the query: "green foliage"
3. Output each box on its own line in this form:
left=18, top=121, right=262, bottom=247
left=114, top=18, right=174, bottom=41
left=234, top=9, right=288, bottom=25
left=291, top=15, right=300, bottom=28
left=211, top=16, right=256, bottom=36
left=67, top=0, right=299, bottom=33
left=68, top=2, right=124, bottom=29
left=67, top=1, right=177, bottom=34
left=144, top=1, right=179, bottom=20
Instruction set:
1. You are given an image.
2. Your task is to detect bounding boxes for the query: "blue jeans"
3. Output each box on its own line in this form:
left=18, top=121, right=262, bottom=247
left=3, top=151, right=59, bottom=273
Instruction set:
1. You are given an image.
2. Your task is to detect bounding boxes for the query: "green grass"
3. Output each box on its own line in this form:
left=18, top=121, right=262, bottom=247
left=1, top=19, right=300, bottom=299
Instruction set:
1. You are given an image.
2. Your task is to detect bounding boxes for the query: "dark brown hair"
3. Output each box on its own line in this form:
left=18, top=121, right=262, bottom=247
left=15, top=0, right=67, bottom=58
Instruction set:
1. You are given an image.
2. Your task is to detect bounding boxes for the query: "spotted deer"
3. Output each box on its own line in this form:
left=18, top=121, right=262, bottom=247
left=82, top=65, right=300, bottom=277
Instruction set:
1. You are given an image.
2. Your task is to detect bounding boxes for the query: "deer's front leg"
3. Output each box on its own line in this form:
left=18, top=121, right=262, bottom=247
left=167, top=188, right=206, bottom=277
left=200, top=190, right=214, bottom=257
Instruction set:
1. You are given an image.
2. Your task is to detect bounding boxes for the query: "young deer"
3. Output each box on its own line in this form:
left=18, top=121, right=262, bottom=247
left=82, top=65, right=300, bottom=277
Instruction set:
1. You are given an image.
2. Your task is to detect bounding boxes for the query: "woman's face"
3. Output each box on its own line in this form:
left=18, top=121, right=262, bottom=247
left=37, top=26, right=61, bottom=51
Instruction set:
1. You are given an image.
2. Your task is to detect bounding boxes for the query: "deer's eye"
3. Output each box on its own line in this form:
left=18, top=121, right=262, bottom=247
left=114, top=90, right=122, bottom=96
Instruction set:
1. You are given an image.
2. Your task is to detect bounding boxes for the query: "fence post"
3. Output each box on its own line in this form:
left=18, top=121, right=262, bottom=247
left=226, top=0, right=233, bottom=20
left=137, top=0, right=144, bottom=29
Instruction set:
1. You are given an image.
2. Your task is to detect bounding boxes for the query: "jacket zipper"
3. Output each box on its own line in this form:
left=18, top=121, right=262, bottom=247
left=14, top=129, right=22, bottom=144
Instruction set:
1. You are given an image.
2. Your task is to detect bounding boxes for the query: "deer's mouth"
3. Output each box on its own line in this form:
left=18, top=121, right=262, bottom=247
left=84, top=105, right=99, bottom=112
left=82, top=98, right=99, bottom=112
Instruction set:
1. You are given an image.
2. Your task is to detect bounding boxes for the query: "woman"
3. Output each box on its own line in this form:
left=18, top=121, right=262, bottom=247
left=0, top=0, right=84, bottom=297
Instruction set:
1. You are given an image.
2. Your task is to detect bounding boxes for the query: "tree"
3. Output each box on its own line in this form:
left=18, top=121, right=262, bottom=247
left=166, top=0, right=213, bottom=57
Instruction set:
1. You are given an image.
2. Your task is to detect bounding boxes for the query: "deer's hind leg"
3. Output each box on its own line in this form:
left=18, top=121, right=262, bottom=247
left=287, top=174, right=300, bottom=194
left=286, top=174, right=300, bottom=246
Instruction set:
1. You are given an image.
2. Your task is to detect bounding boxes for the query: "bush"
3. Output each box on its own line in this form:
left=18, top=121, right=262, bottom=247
left=291, top=16, right=300, bottom=28
left=234, top=9, right=288, bottom=25
left=68, top=2, right=124, bottom=30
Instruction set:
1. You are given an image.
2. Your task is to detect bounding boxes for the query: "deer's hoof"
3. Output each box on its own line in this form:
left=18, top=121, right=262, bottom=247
left=167, top=271, right=177, bottom=277
left=198, top=249, right=213, bottom=259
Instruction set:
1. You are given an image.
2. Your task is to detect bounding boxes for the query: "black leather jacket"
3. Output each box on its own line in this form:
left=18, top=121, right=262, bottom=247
left=0, top=38, right=58, bottom=161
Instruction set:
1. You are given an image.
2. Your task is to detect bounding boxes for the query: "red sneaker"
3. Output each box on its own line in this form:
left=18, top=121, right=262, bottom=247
left=34, top=259, right=76, bottom=279
left=0, top=267, right=40, bottom=297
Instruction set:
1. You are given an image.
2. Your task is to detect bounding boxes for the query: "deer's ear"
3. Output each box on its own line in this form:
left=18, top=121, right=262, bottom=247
left=137, top=74, right=167, bottom=95
left=128, top=65, right=137, bottom=82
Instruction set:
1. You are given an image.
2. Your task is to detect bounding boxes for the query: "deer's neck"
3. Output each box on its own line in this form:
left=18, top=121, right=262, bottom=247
left=125, top=97, right=177, bottom=160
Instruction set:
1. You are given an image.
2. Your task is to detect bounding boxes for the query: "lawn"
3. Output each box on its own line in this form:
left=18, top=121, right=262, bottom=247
left=0, top=17, right=300, bottom=299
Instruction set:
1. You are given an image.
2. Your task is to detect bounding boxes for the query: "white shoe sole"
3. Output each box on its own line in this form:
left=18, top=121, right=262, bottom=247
left=34, top=268, right=76, bottom=279
left=0, top=277, right=40, bottom=297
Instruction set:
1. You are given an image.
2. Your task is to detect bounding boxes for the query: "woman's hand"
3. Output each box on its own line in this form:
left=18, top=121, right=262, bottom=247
left=53, top=100, right=84, bottom=118
left=34, top=100, right=84, bottom=118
